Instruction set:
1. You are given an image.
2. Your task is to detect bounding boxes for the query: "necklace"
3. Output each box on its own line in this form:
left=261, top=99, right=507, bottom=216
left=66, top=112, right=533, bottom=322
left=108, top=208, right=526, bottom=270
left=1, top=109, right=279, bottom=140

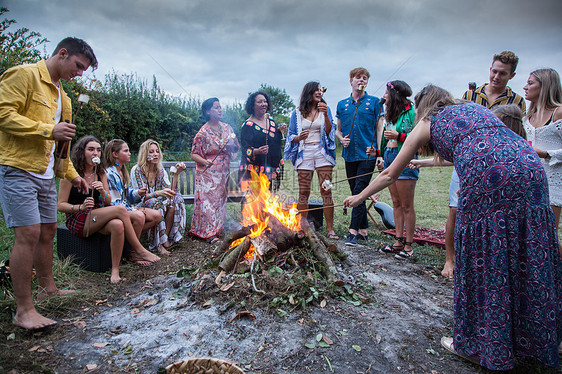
left=84, top=171, right=96, bottom=180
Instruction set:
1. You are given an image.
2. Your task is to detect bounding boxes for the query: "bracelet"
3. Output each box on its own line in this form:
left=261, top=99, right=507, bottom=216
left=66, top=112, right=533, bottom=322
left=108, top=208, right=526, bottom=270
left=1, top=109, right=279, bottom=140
left=101, top=190, right=109, bottom=199
left=71, top=204, right=74, bottom=213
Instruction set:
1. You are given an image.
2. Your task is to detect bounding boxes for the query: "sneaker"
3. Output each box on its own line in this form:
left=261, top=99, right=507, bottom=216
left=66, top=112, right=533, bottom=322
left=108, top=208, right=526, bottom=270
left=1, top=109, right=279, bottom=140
left=356, top=233, right=368, bottom=241
left=345, top=233, right=357, bottom=247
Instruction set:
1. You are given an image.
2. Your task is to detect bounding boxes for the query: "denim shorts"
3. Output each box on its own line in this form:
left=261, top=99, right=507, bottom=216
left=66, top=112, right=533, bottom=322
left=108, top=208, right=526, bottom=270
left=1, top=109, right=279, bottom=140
left=448, top=169, right=459, bottom=208
left=383, top=147, right=419, bottom=180
left=0, top=165, right=57, bottom=227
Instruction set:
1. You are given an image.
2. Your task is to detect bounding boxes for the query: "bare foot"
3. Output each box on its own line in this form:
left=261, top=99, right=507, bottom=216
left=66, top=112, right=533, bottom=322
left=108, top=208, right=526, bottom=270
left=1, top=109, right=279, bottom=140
left=110, top=270, right=122, bottom=284
left=158, top=245, right=171, bottom=255
left=13, top=309, right=57, bottom=330
left=130, top=247, right=161, bottom=263
left=36, top=288, right=76, bottom=302
left=441, top=261, right=454, bottom=279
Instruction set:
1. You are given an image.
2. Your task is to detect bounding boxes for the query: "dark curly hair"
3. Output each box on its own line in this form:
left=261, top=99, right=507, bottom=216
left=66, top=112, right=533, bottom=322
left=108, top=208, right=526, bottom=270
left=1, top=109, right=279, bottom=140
left=245, top=91, right=271, bottom=116
left=71, top=135, right=105, bottom=178
left=385, top=80, right=413, bottom=124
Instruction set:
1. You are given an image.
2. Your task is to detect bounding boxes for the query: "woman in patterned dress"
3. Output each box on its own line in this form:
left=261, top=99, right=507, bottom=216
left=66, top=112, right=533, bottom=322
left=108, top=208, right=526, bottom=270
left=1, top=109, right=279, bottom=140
left=238, top=91, right=285, bottom=192
left=344, top=85, right=562, bottom=371
left=131, top=139, right=186, bottom=254
left=189, top=98, right=240, bottom=243
left=523, top=68, right=562, bottom=235
left=104, top=139, right=162, bottom=247
left=58, top=136, right=159, bottom=282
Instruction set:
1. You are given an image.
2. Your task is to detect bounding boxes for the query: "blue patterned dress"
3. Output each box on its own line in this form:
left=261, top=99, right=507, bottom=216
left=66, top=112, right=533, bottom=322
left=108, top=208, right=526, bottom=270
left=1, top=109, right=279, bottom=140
left=430, top=103, right=562, bottom=370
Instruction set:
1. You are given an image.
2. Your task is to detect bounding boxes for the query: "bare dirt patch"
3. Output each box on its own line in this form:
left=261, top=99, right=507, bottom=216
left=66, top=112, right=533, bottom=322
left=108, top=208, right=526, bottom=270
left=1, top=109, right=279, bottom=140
left=0, top=237, right=545, bottom=373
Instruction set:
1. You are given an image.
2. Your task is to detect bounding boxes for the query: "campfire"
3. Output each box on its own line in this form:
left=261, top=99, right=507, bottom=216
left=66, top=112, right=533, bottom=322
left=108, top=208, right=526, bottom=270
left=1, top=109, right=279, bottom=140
left=215, top=170, right=344, bottom=287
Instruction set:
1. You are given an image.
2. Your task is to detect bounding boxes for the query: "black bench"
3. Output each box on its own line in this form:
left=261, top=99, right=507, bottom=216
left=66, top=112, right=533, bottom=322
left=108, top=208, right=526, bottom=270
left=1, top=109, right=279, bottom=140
left=162, top=161, right=246, bottom=204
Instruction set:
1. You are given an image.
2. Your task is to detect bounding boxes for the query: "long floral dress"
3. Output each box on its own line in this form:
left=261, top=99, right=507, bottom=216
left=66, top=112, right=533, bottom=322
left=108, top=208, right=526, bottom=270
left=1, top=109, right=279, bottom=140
left=189, top=122, right=240, bottom=239
left=430, top=102, right=562, bottom=370
left=130, top=165, right=186, bottom=251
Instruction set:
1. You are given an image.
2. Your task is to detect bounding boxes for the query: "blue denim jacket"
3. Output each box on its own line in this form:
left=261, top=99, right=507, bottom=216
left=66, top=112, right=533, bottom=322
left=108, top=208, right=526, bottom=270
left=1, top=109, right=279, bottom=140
left=284, top=108, right=336, bottom=169
left=105, top=166, right=141, bottom=210
left=336, top=93, right=382, bottom=162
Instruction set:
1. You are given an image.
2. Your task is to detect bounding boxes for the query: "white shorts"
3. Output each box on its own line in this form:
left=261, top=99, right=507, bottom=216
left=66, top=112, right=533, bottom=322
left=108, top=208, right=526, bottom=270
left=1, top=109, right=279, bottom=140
left=297, top=144, right=332, bottom=171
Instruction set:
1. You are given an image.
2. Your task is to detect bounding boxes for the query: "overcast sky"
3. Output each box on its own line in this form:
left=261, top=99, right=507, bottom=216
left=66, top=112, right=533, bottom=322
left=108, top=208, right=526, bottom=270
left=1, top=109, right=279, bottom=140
left=3, top=0, right=562, bottom=112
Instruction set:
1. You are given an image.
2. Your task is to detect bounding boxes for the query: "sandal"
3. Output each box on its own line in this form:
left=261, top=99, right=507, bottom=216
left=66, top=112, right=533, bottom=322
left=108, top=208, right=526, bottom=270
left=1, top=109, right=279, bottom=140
left=380, top=237, right=404, bottom=254
left=395, top=241, right=414, bottom=259
left=440, top=337, right=480, bottom=365
left=328, top=233, right=339, bottom=240
left=208, top=236, right=220, bottom=244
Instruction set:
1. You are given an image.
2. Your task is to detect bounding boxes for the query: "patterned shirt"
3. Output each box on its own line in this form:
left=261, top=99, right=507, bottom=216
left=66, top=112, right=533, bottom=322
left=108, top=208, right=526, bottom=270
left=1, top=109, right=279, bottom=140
left=462, top=83, right=526, bottom=113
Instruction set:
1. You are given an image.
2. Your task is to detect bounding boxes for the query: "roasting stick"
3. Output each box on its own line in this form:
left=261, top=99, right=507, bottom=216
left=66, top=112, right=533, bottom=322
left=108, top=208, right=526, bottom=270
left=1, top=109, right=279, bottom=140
left=345, top=84, right=366, bottom=139
left=49, top=94, right=91, bottom=194
left=295, top=203, right=346, bottom=213
left=201, top=133, right=236, bottom=173
left=321, top=169, right=380, bottom=191
left=366, top=97, right=386, bottom=161
left=84, top=155, right=101, bottom=238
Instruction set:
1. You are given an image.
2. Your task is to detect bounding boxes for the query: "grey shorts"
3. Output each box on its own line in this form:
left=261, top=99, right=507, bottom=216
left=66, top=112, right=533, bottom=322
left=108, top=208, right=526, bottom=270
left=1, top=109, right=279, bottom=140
left=0, top=165, right=58, bottom=228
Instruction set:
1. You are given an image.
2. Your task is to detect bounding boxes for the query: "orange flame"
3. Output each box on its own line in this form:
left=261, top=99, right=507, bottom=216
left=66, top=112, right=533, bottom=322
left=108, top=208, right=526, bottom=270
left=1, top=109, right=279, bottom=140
left=231, top=169, right=300, bottom=259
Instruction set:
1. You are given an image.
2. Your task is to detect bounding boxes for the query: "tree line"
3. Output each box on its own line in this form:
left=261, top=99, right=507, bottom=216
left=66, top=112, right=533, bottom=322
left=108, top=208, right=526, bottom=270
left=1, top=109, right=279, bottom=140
left=0, top=8, right=295, bottom=155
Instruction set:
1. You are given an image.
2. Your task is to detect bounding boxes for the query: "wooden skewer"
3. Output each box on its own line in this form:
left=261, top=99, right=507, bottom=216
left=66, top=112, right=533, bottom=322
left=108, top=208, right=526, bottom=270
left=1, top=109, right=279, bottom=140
left=201, top=134, right=235, bottom=173
left=367, top=97, right=386, bottom=161
left=298, top=203, right=345, bottom=213
left=330, top=169, right=380, bottom=185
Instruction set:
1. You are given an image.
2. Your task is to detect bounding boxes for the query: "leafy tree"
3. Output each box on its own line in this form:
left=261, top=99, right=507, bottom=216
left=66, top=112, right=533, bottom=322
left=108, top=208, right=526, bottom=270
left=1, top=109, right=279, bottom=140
left=0, top=8, right=48, bottom=74
left=257, top=83, right=295, bottom=124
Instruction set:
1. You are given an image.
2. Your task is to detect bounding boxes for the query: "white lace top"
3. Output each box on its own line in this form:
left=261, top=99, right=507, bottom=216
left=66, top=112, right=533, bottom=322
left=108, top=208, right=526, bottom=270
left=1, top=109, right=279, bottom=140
left=523, top=113, right=562, bottom=206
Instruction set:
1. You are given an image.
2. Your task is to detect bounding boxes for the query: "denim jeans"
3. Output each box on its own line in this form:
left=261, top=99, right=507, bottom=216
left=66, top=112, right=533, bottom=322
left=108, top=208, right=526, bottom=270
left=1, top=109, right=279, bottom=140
left=345, top=159, right=377, bottom=230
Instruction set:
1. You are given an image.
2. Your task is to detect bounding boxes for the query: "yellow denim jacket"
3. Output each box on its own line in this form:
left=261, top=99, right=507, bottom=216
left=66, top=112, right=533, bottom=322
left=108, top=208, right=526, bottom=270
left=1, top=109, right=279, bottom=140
left=0, top=60, right=78, bottom=180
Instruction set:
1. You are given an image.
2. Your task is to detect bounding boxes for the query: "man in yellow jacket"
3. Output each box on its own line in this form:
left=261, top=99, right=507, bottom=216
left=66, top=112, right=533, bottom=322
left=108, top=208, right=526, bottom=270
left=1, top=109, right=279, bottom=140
left=0, top=37, right=97, bottom=330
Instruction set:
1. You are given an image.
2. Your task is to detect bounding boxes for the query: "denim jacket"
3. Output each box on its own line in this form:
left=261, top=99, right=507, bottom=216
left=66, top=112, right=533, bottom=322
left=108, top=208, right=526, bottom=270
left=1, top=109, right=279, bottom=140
left=284, top=108, right=336, bottom=169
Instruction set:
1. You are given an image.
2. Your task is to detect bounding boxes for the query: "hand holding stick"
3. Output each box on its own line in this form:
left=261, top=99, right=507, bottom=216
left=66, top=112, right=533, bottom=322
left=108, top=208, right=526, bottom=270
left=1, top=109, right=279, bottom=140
left=367, top=97, right=386, bottom=161
left=321, top=169, right=380, bottom=191
left=202, top=133, right=236, bottom=173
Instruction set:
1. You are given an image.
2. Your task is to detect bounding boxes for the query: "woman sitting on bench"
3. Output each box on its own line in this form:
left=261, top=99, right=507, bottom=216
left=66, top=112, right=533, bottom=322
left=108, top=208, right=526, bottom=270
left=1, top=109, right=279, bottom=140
left=131, top=139, right=186, bottom=254
left=57, top=136, right=160, bottom=283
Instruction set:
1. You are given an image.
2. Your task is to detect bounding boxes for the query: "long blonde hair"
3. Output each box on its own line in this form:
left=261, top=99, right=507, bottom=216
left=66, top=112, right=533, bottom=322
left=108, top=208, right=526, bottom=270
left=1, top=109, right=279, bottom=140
left=137, top=139, right=163, bottom=177
left=526, top=68, right=562, bottom=121
left=103, top=139, right=130, bottom=187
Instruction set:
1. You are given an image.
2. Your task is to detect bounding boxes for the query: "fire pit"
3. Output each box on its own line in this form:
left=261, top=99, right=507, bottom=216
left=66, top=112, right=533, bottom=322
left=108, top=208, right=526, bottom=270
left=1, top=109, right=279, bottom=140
left=214, top=170, right=344, bottom=287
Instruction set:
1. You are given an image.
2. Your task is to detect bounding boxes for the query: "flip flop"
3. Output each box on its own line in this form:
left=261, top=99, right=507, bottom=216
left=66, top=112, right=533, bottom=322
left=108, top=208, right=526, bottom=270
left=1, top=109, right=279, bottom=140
left=328, top=233, right=339, bottom=240
left=208, top=236, right=221, bottom=244
left=440, top=337, right=480, bottom=365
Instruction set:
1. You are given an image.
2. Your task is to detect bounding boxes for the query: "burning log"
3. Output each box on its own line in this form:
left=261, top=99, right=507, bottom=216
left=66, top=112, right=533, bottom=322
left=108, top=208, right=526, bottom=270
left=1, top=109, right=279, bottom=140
left=317, top=233, right=347, bottom=259
left=214, top=224, right=255, bottom=257
left=262, top=212, right=302, bottom=251
left=219, top=236, right=251, bottom=272
left=251, top=235, right=277, bottom=258
left=302, top=225, right=344, bottom=286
